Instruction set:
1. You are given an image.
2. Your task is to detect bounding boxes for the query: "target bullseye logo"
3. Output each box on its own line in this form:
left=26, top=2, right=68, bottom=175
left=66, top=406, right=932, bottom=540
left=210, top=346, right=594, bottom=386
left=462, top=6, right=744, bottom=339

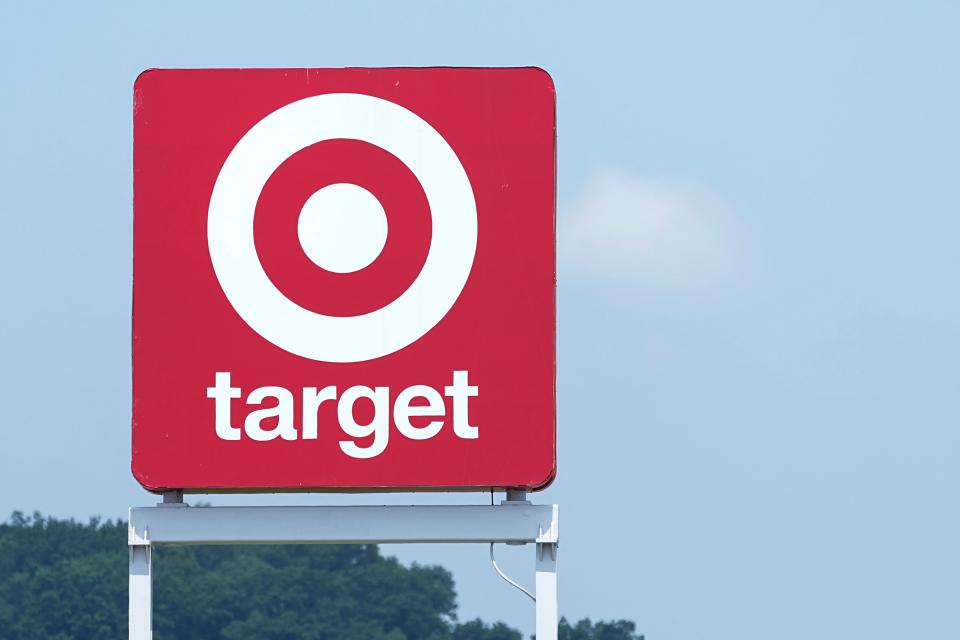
left=207, top=93, right=478, bottom=363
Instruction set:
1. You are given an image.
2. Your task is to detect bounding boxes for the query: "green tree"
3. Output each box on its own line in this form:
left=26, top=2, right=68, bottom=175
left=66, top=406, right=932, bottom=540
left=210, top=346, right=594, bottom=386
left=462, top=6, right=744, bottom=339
left=0, top=513, right=641, bottom=640
left=0, top=512, right=127, bottom=640
left=558, top=617, right=644, bottom=640
left=453, top=619, right=522, bottom=640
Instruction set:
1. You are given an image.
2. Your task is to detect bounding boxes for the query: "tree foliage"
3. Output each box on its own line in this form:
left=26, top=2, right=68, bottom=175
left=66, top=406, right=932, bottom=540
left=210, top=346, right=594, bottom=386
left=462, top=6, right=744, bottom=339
left=0, top=513, right=639, bottom=640
left=558, top=618, right=644, bottom=640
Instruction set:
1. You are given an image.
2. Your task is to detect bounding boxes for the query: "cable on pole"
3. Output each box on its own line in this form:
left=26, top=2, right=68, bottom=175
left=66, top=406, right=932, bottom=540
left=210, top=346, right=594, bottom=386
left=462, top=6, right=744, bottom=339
left=489, top=542, right=536, bottom=602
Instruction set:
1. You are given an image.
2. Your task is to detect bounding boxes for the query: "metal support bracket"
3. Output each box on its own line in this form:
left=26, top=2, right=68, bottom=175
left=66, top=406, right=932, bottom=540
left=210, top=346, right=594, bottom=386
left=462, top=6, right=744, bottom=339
left=128, top=503, right=558, bottom=639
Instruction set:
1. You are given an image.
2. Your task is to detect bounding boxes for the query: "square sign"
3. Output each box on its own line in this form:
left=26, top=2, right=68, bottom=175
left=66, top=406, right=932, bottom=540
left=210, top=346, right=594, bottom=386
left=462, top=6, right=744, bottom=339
left=133, top=68, right=555, bottom=492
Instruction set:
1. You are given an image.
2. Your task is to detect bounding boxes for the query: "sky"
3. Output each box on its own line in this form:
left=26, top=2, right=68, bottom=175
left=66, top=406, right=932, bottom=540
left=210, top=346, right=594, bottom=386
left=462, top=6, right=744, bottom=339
left=1, top=1, right=959, bottom=638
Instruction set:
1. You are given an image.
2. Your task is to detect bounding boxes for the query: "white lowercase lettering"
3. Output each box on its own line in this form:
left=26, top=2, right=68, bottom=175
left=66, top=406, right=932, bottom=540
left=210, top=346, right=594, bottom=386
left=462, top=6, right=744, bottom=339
left=206, top=371, right=479, bottom=458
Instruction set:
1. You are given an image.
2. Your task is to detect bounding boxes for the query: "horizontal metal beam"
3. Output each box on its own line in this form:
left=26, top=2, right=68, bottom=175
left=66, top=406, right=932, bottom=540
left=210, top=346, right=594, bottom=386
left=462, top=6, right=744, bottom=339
left=129, top=504, right=558, bottom=546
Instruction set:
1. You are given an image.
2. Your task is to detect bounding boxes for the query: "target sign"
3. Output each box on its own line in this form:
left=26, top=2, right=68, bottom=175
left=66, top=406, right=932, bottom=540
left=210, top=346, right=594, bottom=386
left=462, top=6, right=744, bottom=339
left=132, top=68, right=556, bottom=492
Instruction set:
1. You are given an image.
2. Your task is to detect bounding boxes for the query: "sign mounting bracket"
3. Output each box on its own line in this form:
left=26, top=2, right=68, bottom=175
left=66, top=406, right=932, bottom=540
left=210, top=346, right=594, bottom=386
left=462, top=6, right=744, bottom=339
left=128, top=501, right=559, bottom=639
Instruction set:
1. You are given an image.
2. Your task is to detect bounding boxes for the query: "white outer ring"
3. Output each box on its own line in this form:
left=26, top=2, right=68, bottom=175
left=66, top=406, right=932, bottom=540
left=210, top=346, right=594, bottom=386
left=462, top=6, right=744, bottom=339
left=207, top=93, right=477, bottom=363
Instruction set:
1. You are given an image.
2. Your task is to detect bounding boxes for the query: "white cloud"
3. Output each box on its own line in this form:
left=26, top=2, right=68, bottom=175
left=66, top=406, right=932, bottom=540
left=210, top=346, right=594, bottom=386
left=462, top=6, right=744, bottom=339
left=559, top=169, right=742, bottom=290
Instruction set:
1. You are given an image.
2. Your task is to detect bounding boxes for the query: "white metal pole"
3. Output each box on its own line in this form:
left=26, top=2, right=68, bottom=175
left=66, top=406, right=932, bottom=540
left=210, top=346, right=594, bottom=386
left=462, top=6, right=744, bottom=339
left=129, top=544, right=153, bottom=640
left=535, top=542, right=558, bottom=640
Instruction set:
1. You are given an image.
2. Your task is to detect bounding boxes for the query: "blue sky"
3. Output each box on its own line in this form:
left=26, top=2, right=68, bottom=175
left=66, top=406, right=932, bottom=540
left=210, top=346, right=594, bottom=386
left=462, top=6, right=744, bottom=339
left=2, top=1, right=959, bottom=638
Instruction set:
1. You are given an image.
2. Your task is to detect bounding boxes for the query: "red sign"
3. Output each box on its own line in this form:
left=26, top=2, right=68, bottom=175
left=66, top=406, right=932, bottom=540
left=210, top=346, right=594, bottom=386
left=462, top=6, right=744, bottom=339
left=133, top=68, right=555, bottom=492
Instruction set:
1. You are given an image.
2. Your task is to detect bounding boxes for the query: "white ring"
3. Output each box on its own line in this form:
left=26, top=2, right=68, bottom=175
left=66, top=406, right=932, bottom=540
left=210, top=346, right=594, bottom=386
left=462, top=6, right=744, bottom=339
left=207, top=93, right=477, bottom=362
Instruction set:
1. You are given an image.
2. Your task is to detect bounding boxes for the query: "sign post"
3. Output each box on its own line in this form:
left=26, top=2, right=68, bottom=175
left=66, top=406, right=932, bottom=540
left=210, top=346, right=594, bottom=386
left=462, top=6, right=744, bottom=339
left=131, top=67, right=558, bottom=638
left=128, top=501, right=559, bottom=640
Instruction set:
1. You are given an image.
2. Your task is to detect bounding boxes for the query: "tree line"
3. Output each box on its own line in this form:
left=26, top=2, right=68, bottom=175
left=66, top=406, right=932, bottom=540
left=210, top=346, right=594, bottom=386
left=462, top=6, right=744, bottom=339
left=0, top=513, right=641, bottom=640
